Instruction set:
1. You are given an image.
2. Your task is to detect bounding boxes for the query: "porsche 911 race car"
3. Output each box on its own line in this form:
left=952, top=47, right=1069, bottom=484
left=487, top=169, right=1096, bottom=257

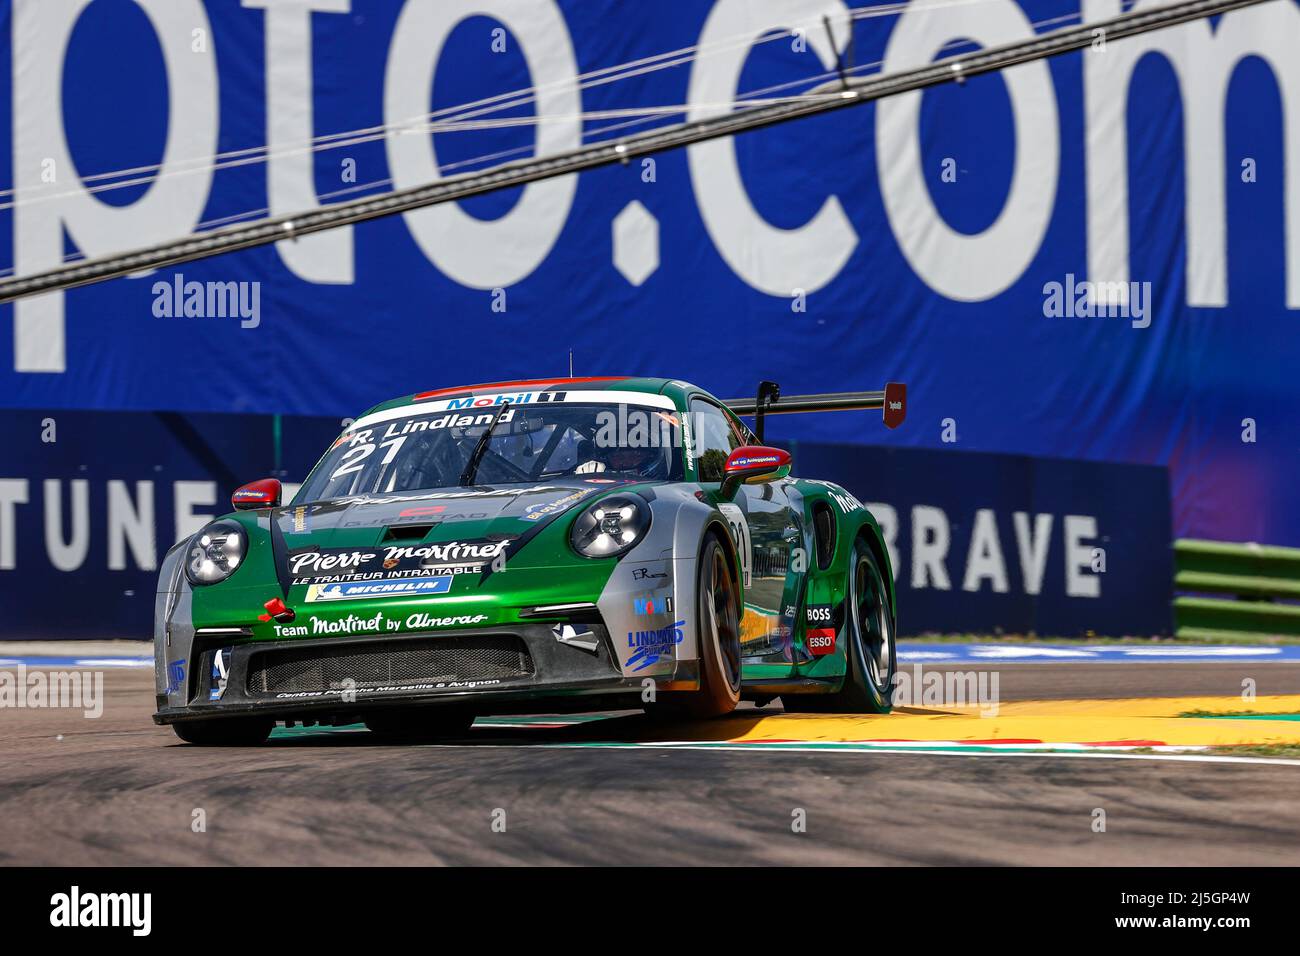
left=153, top=376, right=906, bottom=744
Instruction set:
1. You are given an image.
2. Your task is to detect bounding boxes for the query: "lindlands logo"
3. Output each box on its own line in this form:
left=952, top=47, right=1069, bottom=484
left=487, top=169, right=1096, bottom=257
left=626, top=619, right=686, bottom=671
left=151, top=272, right=261, bottom=329
left=49, top=886, right=151, bottom=936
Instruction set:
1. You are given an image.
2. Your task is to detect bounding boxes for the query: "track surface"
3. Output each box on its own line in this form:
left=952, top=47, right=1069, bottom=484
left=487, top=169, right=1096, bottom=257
left=4, top=664, right=1300, bottom=866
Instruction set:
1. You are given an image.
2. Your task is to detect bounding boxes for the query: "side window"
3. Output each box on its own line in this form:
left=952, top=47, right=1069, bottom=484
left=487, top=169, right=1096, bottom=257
left=690, top=398, right=743, bottom=482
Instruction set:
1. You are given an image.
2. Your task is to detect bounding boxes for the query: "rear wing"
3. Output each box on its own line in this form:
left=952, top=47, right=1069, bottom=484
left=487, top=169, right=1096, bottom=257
left=721, top=381, right=906, bottom=442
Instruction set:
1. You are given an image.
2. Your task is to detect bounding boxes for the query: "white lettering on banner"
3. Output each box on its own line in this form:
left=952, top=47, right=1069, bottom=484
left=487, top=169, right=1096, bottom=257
left=911, top=504, right=952, bottom=591
left=1012, top=511, right=1053, bottom=596
left=242, top=0, right=354, bottom=284
left=0, top=480, right=30, bottom=569
left=1065, top=514, right=1100, bottom=598
left=868, top=503, right=1101, bottom=600
left=0, top=478, right=1108, bottom=603
left=9, top=2, right=1300, bottom=376
left=12, top=0, right=218, bottom=372
left=384, top=0, right=580, bottom=288
left=1084, top=0, right=1300, bottom=308
left=43, top=479, right=90, bottom=572
left=876, top=0, right=1059, bottom=301
left=962, top=508, right=1009, bottom=593
left=107, top=481, right=156, bottom=571
left=0, top=479, right=219, bottom=573
left=173, top=481, right=217, bottom=544
left=687, top=0, right=857, bottom=296
left=0, top=478, right=320, bottom=576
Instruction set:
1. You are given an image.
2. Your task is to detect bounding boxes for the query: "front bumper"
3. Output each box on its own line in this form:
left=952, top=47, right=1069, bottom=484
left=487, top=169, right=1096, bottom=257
left=153, top=621, right=697, bottom=725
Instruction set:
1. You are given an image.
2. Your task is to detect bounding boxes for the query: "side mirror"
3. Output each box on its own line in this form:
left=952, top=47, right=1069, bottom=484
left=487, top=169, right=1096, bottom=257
left=720, top=446, right=791, bottom=499
left=232, top=478, right=282, bottom=511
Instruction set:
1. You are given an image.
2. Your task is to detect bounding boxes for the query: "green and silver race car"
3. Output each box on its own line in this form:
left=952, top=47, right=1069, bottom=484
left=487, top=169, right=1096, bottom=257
left=153, top=376, right=907, bottom=744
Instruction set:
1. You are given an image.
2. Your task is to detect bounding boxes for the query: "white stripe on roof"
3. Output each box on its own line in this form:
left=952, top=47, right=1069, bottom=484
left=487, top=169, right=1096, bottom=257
left=347, top=389, right=675, bottom=434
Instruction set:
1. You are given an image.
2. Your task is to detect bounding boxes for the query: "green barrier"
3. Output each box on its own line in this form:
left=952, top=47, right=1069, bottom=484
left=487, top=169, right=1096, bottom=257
left=1173, top=539, right=1300, bottom=637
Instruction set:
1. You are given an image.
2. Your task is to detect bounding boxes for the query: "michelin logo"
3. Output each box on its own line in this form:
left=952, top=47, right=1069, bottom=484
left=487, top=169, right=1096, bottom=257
left=305, top=575, right=452, bottom=603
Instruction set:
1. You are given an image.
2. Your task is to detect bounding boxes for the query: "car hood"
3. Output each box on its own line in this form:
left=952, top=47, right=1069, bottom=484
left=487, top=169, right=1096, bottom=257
left=268, top=479, right=647, bottom=573
left=180, top=478, right=662, bottom=632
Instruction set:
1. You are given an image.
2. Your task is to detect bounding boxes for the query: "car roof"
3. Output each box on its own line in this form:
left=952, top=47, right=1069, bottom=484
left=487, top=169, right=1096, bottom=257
left=360, top=376, right=698, bottom=418
left=348, top=377, right=756, bottom=445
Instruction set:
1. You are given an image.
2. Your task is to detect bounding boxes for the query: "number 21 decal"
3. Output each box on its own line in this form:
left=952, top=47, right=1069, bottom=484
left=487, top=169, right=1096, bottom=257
left=331, top=435, right=407, bottom=480
left=717, top=502, right=752, bottom=587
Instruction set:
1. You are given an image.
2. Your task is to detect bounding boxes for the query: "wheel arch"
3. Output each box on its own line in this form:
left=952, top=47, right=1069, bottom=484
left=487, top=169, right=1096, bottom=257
left=654, top=489, right=747, bottom=665
left=702, top=516, right=742, bottom=604
left=847, top=511, right=897, bottom=623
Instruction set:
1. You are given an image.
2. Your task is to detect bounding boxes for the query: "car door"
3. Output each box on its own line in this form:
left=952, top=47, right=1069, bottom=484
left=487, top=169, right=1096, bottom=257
left=689, top=397, right=803, bottom=664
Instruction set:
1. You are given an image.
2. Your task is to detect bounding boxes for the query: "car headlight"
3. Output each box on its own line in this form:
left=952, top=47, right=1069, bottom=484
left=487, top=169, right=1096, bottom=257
left=185, top=520, right=247, bottom=586
left=570, top=494, right=651, bottom=558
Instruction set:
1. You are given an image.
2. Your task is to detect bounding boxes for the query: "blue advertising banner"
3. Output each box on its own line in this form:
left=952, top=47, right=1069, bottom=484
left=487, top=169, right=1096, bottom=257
left=0, top=0, right=1292, bottom=550
left=788, top=440, right=1172, bottom=636
left=0, top=409, right=1169, bottom=639
left=0, top=410, right=339, bottom=638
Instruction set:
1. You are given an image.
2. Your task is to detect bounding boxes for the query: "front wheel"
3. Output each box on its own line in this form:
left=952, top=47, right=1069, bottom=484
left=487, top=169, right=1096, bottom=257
left=172, top=717, right=273, bottom=746
left=785, top=539, right=896, bottom=714
left=646, top=533, right=741, bottom=719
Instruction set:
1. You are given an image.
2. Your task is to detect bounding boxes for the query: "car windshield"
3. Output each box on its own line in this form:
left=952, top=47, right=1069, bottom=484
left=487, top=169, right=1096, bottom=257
left=296, top=399, right=685, bottom=501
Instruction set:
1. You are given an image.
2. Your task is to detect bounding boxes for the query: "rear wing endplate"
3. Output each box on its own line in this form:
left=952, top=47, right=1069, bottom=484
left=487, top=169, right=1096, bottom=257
left=722, top=381, right=906, bottom=442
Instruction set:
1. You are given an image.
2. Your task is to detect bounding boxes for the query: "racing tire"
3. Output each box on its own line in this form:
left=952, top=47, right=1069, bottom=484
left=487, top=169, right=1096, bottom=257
left=364, top=707, right=475, bottom=742
left=647, top=532, right=742, bottom=719
left=784, top=538, right=896, bottom=714
left=172, top=718, right=273, bottom=746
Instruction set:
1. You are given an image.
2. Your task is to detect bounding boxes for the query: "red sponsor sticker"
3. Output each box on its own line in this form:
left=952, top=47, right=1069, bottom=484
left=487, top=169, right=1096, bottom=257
left=807, top=627, right=836, bottom=655
left=398, top=505, right=446, bottom=517
left=258, top=597, right=294, bottom=623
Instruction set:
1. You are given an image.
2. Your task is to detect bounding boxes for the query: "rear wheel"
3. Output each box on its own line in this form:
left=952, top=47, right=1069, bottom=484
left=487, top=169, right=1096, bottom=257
left=172, top=718, right=273, bottom=746
left=784, top=539, right=895, bottom=714
left=646, top=533, right=741, bottom=719
left=364, top=708, right=475, bottom=742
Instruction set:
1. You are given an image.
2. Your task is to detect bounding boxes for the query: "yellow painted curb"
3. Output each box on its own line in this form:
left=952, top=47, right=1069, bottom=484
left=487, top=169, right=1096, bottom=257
left=992, top=694, right=1300, bottom=719
left=659, top=696, right=1300, bottom=747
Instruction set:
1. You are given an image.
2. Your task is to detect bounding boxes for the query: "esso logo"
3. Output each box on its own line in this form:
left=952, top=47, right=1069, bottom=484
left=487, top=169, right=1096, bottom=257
left=807, top=628, right=836, bottom=656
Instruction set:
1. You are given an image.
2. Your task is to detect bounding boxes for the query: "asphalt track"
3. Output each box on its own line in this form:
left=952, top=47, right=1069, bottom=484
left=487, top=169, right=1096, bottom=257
left=3, top=661, right=1300, bottom=866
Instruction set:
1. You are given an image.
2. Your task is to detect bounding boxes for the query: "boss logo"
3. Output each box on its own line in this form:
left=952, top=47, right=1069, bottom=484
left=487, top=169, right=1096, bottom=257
left=806, top=604, right=833, bottom=624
